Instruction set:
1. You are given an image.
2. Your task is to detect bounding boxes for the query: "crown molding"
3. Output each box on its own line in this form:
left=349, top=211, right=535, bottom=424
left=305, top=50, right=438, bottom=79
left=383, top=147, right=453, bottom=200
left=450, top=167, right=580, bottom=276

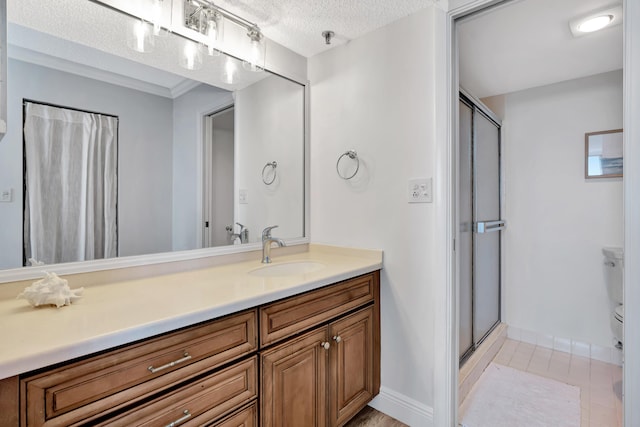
left=8, top=44, right=178, bottom=99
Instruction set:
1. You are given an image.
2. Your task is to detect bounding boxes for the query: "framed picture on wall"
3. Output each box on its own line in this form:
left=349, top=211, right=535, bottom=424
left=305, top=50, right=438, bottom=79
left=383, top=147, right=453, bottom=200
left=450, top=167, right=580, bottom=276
left=585, top=129, right=623, bottom=179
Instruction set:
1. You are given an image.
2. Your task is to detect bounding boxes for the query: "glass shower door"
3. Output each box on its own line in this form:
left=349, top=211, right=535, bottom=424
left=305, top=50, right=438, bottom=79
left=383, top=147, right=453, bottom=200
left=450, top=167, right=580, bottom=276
left=459, top=99, right=474, bottom=360
left=459, top=94, right=502, bottom=363
left=472, top=110, right=502, bottom=344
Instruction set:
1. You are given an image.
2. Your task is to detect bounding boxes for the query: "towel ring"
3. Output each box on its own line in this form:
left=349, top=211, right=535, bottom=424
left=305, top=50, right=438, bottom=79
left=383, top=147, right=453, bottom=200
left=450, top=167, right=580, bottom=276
left=336, top=150, right=359, bottom=180
left=262, top=161, right=277, bottom=185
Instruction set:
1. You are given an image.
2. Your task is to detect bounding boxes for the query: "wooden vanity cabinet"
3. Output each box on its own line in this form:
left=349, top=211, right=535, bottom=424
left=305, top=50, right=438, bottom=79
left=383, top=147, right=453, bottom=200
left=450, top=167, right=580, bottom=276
left=19, top=309, right=257, bottom=427
left=93, top=357, right=257, bottom=426
left=261, top=272, right=380, bottom=427
left=3, top=270, right=380, bottom=427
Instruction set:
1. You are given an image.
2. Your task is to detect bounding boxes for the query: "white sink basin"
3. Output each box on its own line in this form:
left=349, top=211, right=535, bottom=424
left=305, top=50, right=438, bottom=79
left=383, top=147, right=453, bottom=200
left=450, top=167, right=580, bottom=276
left=249, top=261, right=326, bottom=277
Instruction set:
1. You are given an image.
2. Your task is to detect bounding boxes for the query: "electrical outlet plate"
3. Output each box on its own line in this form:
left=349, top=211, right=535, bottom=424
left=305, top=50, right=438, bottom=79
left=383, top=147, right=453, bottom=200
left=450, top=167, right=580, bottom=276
left=408, top=178, right=432, bottom=203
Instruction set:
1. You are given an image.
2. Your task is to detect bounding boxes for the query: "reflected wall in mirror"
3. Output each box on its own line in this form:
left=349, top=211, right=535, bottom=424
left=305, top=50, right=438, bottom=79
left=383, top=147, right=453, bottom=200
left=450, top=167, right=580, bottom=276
left=585, top=129, right=623, bottom=179
left=0, top=3, right=306, bottom=271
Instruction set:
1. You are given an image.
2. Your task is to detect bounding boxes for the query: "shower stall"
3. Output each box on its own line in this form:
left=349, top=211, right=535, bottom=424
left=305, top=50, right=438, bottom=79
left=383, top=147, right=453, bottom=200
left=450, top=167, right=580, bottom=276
left=459, top=91, right=504, bottom=363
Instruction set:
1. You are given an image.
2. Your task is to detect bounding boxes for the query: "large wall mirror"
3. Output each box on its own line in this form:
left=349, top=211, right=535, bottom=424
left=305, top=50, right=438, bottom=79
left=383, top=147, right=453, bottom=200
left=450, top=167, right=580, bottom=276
left=0, top=0, right=308, bottom=279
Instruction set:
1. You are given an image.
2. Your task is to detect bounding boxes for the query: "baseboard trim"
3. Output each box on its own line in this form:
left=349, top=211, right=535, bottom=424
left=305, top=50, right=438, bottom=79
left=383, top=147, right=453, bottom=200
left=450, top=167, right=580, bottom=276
left=507, top=325, right=623, bottom=366
left=369, top=386, right=433, bottom=427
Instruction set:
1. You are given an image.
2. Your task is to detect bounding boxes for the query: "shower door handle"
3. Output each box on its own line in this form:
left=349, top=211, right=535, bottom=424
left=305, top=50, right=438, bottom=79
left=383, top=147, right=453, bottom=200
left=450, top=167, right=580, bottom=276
left=475, top=220, right=506, bottom=233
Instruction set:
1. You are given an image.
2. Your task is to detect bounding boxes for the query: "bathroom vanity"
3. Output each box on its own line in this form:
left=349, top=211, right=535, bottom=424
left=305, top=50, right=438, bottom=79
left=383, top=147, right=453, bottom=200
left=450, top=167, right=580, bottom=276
left=0, top=245, right=381, bottom=426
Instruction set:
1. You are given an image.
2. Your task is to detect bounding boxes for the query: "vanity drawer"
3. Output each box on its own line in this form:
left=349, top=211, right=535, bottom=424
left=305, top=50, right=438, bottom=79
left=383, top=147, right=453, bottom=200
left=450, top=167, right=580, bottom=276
left=95, top=357, right=257, bottom=427
left=209, top=401, right=257, bottom=427
left=260, top=272, right=378, bottom=347
left=21, top=310, right=257, bottom=427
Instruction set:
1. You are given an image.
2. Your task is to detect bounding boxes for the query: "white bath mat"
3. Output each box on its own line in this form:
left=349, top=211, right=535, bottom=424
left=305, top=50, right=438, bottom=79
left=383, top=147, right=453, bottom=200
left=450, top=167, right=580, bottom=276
left=460, top=363, right=581, bottom=427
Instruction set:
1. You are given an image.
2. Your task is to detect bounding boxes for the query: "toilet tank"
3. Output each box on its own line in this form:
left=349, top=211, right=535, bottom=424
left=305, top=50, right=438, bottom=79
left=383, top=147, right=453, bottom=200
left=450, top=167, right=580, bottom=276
left=603, top=247, right=623, bottom=304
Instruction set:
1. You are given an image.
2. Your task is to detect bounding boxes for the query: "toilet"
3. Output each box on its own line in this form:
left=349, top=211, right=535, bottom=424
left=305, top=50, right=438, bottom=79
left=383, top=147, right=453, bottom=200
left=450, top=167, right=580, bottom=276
left=603, top=247, right=624, bottom=346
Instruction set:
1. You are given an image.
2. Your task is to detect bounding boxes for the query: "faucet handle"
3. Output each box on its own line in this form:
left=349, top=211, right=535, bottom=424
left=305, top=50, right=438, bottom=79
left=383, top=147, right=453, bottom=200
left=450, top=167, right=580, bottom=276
left=236, top=222, right=246, bottom=231
left=262, top=225, right=279, bottom=240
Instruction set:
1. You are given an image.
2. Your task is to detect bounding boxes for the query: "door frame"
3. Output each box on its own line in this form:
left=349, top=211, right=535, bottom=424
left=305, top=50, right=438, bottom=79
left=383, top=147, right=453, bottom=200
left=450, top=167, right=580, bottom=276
left=202, top=105, right=235, bottom=248
left=432, top=0, right=640, bottom=426
left=195, top=97, right=234, bottom=248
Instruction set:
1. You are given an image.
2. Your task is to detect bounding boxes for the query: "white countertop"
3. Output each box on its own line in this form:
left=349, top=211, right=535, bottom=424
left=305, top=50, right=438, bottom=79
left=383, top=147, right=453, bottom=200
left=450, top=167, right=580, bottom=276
left=0, top=245, right=382, bottom=380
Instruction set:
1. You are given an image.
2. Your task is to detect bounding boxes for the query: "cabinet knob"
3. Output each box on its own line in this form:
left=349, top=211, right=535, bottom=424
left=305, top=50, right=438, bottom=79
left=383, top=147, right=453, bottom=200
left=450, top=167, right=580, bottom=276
left=333, top=335, right=342, bottom=343
left=320, top=341, right=331, bottom=350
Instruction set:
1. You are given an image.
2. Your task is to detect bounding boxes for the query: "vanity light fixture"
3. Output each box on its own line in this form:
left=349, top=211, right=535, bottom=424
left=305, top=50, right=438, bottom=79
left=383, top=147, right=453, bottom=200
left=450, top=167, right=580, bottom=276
left=184, top=0, right=265, bottom=71
left=242, top=25, right=265, bottom=72
left=204, top=9, right=223, bottom=56
left=569, top=5, right=622, bottom=37
left=150, top=0, right=168, bottom=37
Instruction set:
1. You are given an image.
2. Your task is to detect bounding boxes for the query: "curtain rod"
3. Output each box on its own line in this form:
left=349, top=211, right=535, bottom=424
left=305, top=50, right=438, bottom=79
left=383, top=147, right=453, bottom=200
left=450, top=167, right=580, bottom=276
left=23, top=99, right=119, bottom=120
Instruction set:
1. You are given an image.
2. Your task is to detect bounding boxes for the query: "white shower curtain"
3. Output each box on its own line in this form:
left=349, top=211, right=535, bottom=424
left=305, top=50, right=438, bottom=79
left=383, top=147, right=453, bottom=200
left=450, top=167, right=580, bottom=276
left=24, top=102, right=118, bottom=264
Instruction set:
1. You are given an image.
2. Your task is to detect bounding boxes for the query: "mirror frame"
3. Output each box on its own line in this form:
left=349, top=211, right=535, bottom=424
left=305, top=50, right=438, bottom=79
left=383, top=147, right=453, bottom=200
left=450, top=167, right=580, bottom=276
left=585, top=128, right=624, bottom=179
left=0, top=72, right=310, bottom=284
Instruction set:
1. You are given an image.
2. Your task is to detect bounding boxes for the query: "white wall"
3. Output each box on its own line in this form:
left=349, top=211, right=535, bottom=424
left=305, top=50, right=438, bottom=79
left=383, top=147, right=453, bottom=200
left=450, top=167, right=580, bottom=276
left=500, top=70, right=623, bottom=349
left=0, top=59, right=174, bottom=269
left=309, top=8, right=437, bottom=425
left=235, top=75, right=305, bottom=243
left=172, top=84, right=233, bottom=251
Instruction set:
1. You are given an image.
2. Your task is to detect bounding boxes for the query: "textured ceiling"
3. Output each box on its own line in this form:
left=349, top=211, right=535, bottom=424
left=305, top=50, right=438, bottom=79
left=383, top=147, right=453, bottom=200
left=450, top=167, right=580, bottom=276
left=9, top=0, right=622, bottom=99
left=212, top=0, right=438, bottom=57
left=458, top=0, right=623, bottom=98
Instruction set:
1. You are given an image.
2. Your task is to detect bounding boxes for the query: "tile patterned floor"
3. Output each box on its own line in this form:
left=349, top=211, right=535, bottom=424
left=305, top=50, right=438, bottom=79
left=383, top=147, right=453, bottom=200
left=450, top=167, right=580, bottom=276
left=494, top=339, right=622, bottom=427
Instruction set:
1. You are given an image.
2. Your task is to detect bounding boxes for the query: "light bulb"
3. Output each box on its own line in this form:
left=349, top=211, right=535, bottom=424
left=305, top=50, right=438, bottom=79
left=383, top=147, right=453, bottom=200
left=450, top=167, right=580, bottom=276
left=206, top=14, right=223, bottom=56
left=242, top=26, right=265, bottom=72
left=151, top=0, right=164, bottom=36
left=577, top=15, right=613, bottom=33
left=249, top=41, right=261, bottom=70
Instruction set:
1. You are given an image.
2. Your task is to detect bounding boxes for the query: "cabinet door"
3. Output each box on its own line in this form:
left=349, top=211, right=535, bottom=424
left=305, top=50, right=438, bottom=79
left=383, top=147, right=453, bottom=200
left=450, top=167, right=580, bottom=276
left=261, top=328, right=329, bottom=427
left=329, top=306, right=377, bottom=426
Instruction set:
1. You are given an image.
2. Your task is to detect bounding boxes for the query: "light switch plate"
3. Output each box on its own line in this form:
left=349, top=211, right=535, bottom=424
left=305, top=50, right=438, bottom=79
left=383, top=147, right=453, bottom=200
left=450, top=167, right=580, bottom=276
left=408, top=178, right=432, bottom=203
left=0, top=188, right=12, bottom=203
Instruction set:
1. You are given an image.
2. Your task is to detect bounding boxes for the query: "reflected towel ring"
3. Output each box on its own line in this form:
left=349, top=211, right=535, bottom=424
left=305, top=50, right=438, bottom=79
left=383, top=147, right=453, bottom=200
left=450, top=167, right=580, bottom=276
left=336, top=150, right=359, bottom=180
left=262, top=161, right=277, bottom=185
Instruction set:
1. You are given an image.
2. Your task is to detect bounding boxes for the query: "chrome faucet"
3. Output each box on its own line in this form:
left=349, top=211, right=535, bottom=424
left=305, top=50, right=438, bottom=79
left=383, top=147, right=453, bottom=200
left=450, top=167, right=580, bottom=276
left=261, top=225, right=286, bottom=263
left=226, top=223, right=249, bottom=244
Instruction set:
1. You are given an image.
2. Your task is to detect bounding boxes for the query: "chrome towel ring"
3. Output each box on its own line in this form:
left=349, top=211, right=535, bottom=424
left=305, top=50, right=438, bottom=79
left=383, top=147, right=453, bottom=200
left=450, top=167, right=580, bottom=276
left=262, top=161, right=277, bottom=185
left=336, top=150, right=359, bottom=180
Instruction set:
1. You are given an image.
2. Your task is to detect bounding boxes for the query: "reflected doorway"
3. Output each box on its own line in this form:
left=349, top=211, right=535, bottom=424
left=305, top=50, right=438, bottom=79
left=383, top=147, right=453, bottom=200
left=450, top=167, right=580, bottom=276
left=202, top=105, right=235, bottom=248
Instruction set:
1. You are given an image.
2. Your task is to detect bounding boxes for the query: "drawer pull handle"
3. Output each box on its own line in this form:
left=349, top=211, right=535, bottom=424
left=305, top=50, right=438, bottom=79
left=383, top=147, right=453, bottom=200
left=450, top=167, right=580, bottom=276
left=148, top=352, right=192, bottom=374
left=333, top=335, right=342, bottom=343
left=320, top=341, right=331, bottom=350
left=166, top=410, right=191, bottom=427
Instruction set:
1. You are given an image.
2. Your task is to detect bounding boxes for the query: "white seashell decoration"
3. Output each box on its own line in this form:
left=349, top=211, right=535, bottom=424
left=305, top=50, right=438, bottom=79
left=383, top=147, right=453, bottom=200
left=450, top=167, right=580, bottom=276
left=17, top=272, right=84, bottom=308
